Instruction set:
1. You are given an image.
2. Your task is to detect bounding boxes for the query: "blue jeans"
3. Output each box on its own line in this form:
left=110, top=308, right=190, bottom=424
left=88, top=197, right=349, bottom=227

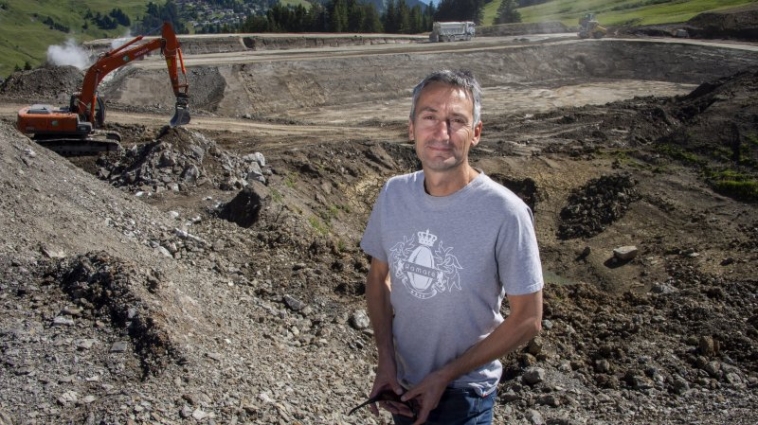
left=392, top=387, right=496, bottom=425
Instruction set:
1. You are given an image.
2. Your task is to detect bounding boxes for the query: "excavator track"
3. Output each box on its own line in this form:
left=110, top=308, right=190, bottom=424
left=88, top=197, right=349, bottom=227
left=33, top=131, right=122, bottom=157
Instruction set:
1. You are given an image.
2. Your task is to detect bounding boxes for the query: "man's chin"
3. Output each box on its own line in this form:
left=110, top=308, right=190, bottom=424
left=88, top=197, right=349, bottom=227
left=422, top=159, right=462, bottom=172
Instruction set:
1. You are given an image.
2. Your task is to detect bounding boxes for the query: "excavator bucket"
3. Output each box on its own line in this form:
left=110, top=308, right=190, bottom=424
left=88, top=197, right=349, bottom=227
left=170, top=94, right=191, bottom=127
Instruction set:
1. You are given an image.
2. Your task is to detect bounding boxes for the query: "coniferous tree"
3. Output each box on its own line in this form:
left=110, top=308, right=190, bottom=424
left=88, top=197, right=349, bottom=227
left=383, top=0, right=398, bottom=33
left=308, top=3, right=328, bottom=32
left=494, top=0, right=521, bottom=24
left=424, top=2, right=436, bottom=31
left=347, top=0, right=365, bottom=32
left=397, top=0, right=411, bottom=33
left=330, top=0, right=349, bottom=32
left=138, top=0, right=186, bottom=34
left=408, top=6, right=423, bottom=33
left=362, top=5, right=383, bottom=32
left=434, top=0, right=484, bottom=24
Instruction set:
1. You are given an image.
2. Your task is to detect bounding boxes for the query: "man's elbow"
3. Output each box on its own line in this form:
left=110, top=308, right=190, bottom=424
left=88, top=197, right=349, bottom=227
left=523, top=315, right=542, bottom=340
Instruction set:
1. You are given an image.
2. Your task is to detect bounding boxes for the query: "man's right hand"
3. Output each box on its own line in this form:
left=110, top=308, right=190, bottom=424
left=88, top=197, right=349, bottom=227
left=368, top=362, right=414, bottom=417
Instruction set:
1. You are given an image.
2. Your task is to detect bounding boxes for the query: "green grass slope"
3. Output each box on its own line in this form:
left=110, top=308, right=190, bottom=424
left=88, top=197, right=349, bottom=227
left=483, top=0, right=758, bottom=28
left=0, top=0, right=151, bottom=78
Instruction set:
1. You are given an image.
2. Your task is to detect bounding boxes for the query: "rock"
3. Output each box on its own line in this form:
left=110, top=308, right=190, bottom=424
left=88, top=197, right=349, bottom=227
left=698, top=336, right=719, bottom=357
left=704, top=361, right=721, bottom=377
left=350, top=309, right=370, bottom=330
left=613, top=245, right=639, bottom=261
left=52, top=316, right=75, bottom=326
left=523, top=367, right=545, bottom=386
left=283, top=295, right=306, bottom=312
left=537, top=394, right=560, bottom=407
left=671, top=374, right=690, bottom=393
left=110, top=341, right=128, bottom=353
left=192, top=409, right=209, bottom=420
left=57, top=390, right=78, bottom=406
left=651, top=283, right=678, bottom=294
left=527, top=336, right=543, bottom=355
left=595, top=359, right=611, bottom=373
left=501, top=390, right=520, bottom=402
left=527, top=409, right=545, bottom=425
left=75, top=339, right=96, bottom=350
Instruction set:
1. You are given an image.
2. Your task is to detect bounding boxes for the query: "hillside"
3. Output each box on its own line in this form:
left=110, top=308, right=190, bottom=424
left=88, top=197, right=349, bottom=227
left=0, top=0, right=153, bottom=77
left=506, top=0, right=758, bottom=26
left=0, top=0, right=430, bottom=78
left=3, top=0, right=758, bottom=78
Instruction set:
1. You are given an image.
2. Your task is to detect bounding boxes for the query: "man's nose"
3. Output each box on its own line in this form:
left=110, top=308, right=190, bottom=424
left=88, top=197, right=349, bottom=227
left=430, top=119, right=452, bottom=136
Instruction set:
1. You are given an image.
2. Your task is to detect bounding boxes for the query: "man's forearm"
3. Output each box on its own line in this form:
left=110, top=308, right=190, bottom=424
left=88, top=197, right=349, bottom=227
left=437, top=291, right=543, bottom=384
left=366, top=259, right=394, bottom=363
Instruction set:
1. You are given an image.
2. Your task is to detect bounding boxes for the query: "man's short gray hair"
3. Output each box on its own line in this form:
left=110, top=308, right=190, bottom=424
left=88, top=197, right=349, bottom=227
left=410, top=69, right=482, bottom=126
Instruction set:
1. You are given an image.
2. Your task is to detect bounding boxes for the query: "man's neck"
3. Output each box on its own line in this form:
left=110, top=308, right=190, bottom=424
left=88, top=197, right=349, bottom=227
left=423, top=165, right=478, bottom=197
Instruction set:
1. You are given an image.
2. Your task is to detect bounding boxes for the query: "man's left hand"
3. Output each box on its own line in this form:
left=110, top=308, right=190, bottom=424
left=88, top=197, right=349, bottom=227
left=400, top=370, right=449, bottom=425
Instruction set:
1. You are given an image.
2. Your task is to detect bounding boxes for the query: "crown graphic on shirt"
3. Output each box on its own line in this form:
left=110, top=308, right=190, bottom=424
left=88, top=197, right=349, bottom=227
left=417, top=229, right=437, bottom=247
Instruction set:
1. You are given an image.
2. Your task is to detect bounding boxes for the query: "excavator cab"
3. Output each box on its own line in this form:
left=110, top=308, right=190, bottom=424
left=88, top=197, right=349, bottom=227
left=69, top=94, right=106, bottom=127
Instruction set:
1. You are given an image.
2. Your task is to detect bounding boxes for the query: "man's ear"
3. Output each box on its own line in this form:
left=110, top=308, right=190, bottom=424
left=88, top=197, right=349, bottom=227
left=471, top=121, right=483, bottom=146
left=408, top=119, right=415, bottom=142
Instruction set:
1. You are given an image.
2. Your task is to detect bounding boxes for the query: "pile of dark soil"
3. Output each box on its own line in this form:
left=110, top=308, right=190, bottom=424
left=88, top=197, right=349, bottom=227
left=558, top=173, right=640, bottom=240
left=661, top=70, right=758, bottom=163
left=687, top=5, right=758, bottom=40
left=0, top=65, right=82, bottom=102
left=622, top=4, right=758, bottom=41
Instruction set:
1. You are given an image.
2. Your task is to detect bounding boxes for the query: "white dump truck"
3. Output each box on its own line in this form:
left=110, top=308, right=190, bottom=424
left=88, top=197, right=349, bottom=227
left=429, top=21, right=476, bottom=42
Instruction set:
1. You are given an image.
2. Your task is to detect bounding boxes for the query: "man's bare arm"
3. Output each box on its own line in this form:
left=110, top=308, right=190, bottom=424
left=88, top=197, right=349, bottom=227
left=366, top=258, right=394, bottom=365
left=402, top=290, right=543, bottom=424
left=438, top=290, right=543, bottom=382
left=365, top=258, right=412, bottom=416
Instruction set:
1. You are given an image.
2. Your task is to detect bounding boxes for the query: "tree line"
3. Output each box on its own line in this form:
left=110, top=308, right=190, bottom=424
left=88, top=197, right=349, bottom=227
left=233, top=0, right=436, bottom=34
left=140, top=0, right=506, bottom=35
left=96, top=0, right=528, bottom=36
left=84, top=8, right=132, bottom=31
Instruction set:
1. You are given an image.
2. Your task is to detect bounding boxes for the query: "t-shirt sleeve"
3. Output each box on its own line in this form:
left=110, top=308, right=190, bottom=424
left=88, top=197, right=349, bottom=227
left=497, top=204, right=544, bottom=296
left=360, top=184, right=388, bottom=262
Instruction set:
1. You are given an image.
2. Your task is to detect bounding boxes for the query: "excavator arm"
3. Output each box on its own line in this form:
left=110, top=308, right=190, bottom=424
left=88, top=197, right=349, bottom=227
left=75, top=21, right=190, bottom=127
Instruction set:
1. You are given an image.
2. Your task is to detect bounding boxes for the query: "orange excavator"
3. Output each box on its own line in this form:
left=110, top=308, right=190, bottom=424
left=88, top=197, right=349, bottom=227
left=16, top=21, right=190, bottom=156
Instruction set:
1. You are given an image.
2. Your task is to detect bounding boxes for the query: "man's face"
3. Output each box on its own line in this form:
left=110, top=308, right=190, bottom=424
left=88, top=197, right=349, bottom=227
left=409, top=81, right=482, bottom=173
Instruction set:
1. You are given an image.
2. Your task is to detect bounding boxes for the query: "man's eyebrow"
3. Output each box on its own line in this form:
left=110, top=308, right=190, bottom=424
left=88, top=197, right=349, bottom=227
left=418, top=106, right=469, bottom=119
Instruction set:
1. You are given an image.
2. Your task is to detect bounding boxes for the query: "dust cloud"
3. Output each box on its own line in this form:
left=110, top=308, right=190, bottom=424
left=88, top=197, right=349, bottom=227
left=46, top=39, right=91, bottom=70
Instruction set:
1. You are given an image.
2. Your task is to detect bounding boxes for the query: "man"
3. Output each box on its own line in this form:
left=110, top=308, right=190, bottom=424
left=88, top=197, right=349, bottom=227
left=360, top=69, right=544, bottom=425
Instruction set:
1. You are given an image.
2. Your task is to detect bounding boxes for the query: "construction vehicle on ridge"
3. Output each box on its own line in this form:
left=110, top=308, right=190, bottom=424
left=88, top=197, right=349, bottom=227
left=16, top=21, right=190, bottom=156
left=429, top=21, right=476, bottom=42
left=578, top=13, right=607, bottom=39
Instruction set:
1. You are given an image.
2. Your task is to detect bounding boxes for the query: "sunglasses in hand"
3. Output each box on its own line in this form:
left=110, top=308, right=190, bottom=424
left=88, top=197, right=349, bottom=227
left=348, top=389, right=419, bottom=420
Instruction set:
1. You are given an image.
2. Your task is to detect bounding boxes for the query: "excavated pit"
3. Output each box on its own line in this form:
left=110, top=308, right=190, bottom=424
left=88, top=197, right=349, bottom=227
left=95, top=39, right=758, bottom=121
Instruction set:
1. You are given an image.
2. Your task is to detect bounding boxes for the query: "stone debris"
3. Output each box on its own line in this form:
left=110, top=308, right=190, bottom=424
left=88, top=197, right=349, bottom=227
left=558, top=173, right=640, bottom=240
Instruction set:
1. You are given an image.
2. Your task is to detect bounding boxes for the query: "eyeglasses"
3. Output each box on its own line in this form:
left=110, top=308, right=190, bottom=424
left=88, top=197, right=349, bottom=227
left=348, top=389, right=419, bottom=420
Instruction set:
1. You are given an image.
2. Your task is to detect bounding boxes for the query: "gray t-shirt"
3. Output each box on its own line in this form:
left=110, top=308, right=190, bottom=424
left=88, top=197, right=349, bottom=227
left=361, top=171, right=543, bottom=396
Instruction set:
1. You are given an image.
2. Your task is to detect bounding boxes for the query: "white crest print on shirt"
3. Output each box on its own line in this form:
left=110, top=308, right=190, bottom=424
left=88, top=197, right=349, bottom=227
left=389, top=229, right=463, bottom=299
